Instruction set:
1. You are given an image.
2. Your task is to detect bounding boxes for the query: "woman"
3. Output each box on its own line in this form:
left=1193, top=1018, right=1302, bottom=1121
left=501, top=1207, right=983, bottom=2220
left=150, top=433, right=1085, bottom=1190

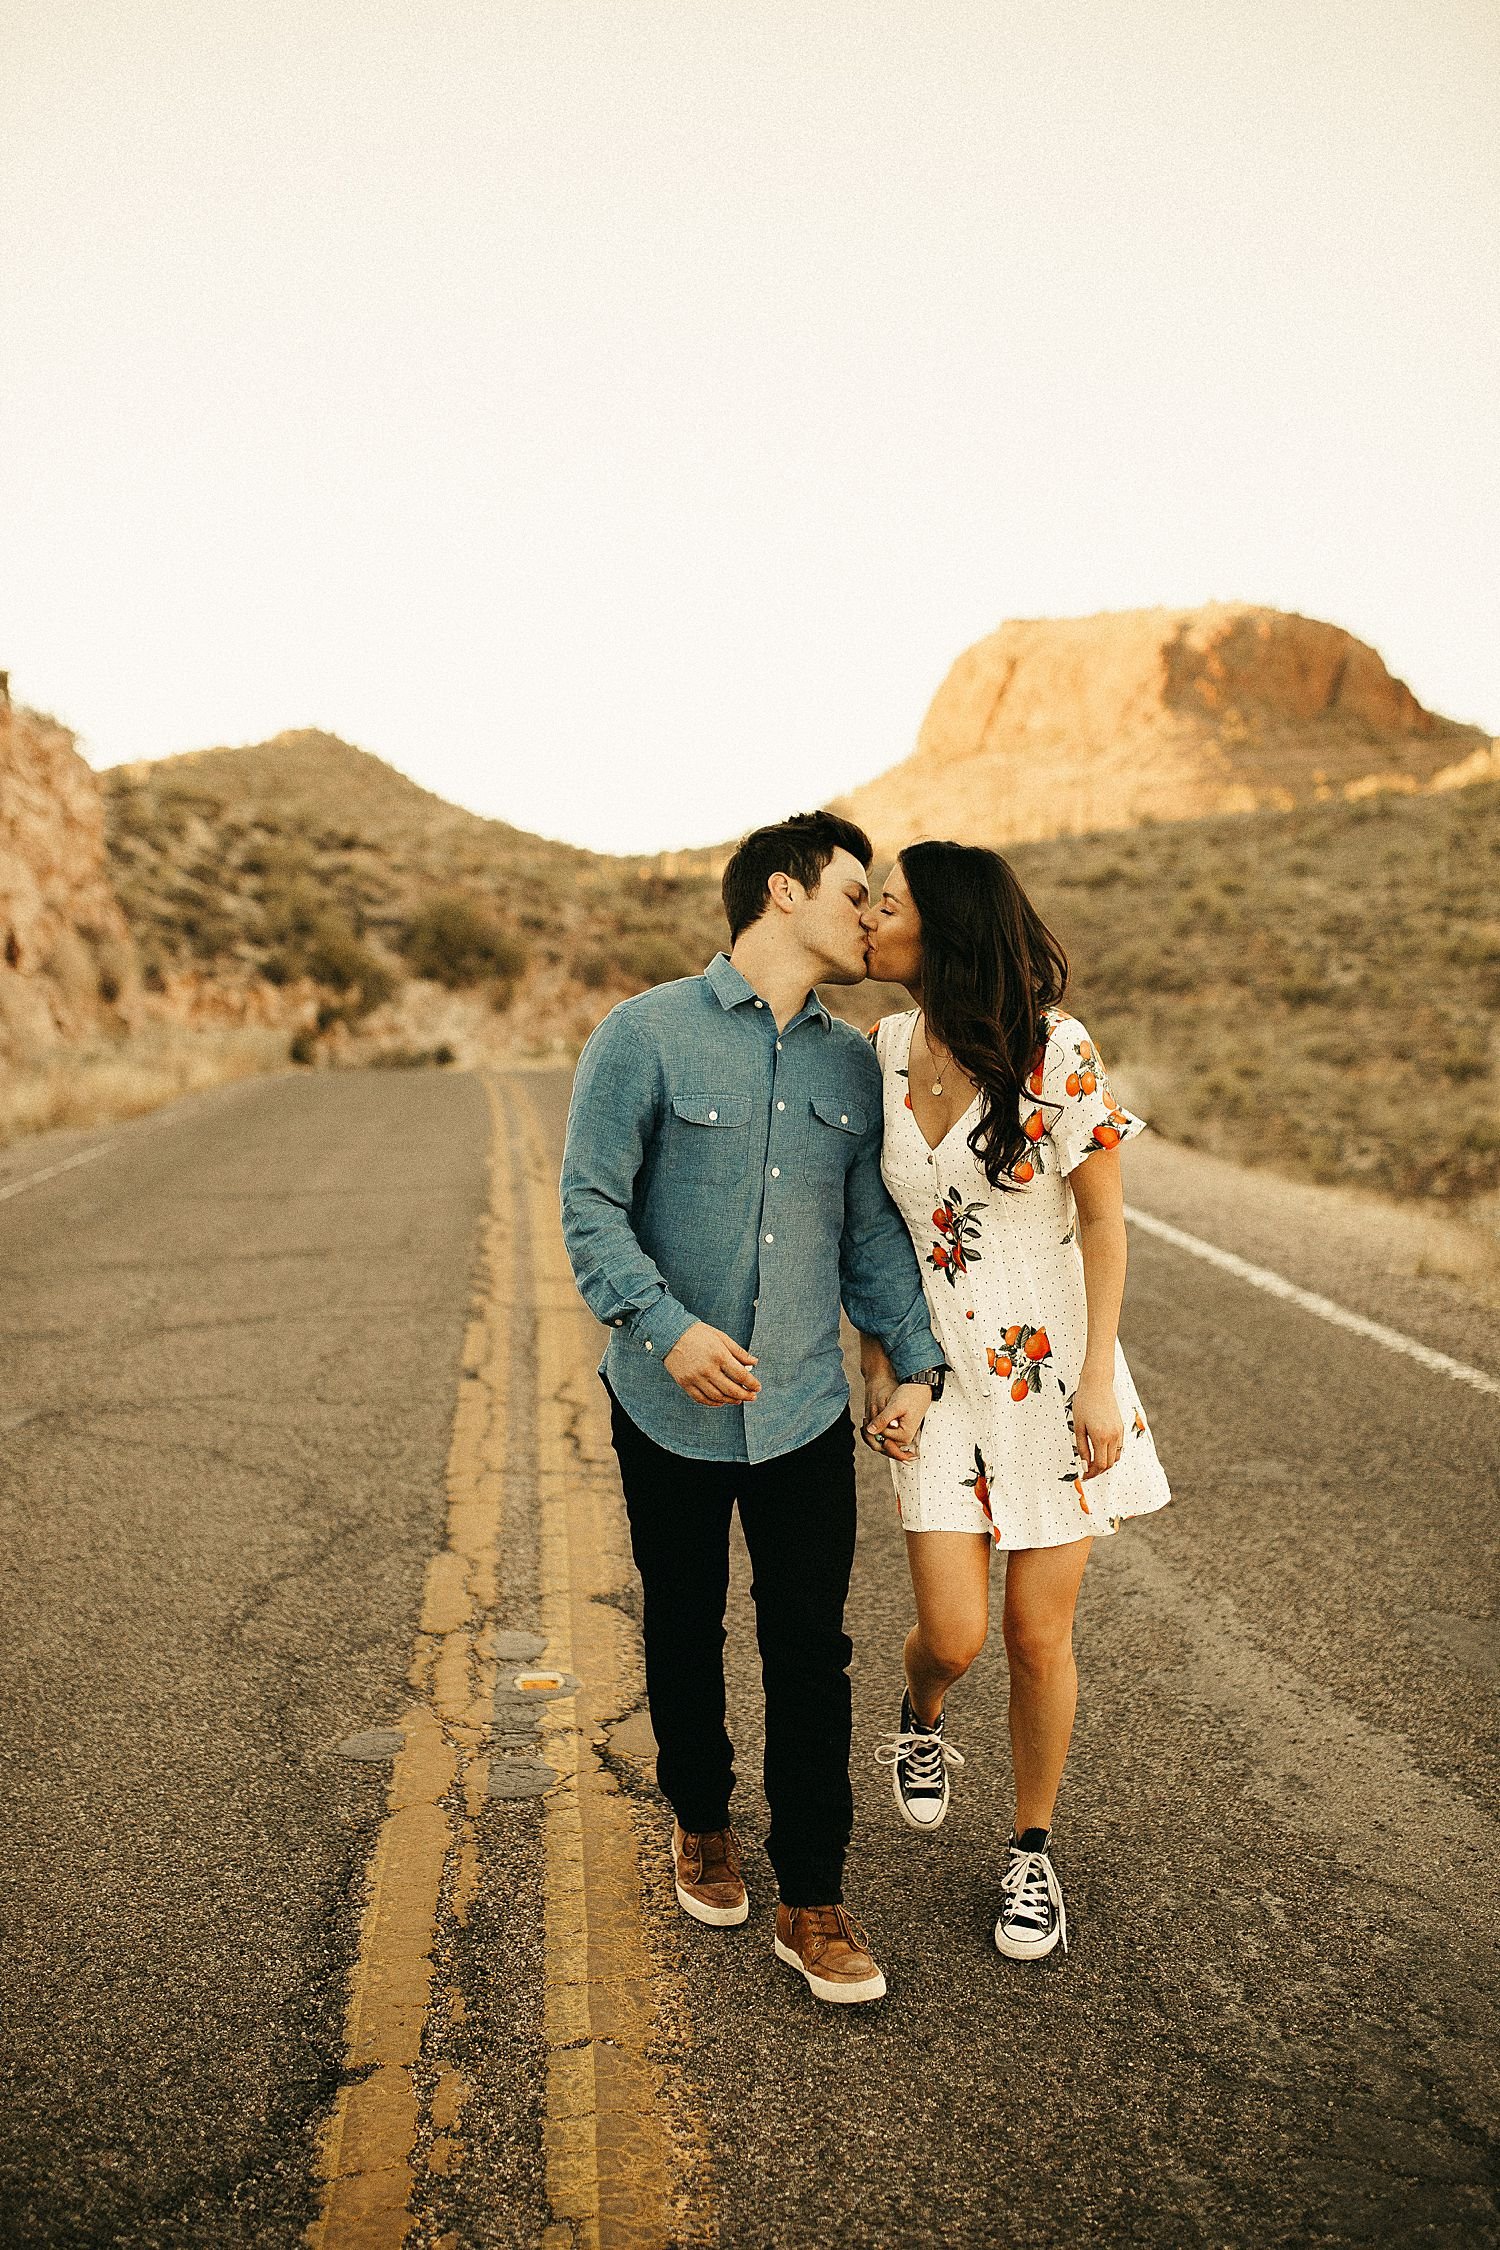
left=860, top=841, right=1170, bottom=1961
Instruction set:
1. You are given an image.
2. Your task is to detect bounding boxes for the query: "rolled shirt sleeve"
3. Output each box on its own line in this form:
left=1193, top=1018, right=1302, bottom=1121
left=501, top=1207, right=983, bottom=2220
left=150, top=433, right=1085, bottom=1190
left=560, top=1009, right=698, bottom=1363
left=839, top=1117, right=942, bottom=1380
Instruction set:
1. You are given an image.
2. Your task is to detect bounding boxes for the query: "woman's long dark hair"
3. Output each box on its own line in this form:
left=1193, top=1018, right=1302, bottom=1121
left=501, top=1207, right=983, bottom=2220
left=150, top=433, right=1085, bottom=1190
left=900, top=840, right=1069, bottom=1189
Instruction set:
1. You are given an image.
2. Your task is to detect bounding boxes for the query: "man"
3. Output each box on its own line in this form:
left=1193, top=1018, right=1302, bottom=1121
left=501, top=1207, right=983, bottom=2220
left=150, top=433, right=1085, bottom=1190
left=560, top=810, right=944, bottom=2005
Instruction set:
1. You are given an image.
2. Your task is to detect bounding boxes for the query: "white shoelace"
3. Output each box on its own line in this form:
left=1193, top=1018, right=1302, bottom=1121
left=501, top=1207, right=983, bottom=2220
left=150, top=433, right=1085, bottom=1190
left=873, top=1729, right=966, bottom=1791
left=1000, top=1846, right=1069, bottom=1952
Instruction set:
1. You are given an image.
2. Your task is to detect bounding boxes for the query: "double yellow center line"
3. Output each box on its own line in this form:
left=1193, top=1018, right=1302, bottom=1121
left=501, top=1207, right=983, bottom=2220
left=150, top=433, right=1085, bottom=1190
left=308, top=1074, right=712, bottom=2248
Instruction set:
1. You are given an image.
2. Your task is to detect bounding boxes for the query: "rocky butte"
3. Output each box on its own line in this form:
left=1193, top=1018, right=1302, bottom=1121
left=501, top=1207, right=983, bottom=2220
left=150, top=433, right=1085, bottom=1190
left=834, top=604, right=1496, bottom=852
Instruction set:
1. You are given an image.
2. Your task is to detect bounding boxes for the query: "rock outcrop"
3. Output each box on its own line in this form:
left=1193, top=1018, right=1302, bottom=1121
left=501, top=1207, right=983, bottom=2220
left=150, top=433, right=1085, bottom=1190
left=836, top=605, right=1494, bottom=851
left=0, top=703, right=138, bottom=1058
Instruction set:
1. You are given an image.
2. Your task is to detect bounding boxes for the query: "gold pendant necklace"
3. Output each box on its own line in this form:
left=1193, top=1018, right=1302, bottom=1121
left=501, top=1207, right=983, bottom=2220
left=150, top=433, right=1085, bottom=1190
left=923, top=1019, right=947, bottom=1097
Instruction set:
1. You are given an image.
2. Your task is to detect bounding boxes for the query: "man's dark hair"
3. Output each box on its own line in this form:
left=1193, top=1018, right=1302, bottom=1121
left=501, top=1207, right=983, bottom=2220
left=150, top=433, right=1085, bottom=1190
left=720, top=810, right=874, bottom=941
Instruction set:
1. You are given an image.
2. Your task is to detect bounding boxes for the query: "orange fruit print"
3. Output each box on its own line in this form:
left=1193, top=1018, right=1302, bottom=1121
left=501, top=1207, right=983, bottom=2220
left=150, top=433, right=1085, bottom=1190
left=995, top=1321, right=1052, bottom=1397
left=962, top=1446, right=997, bottom=1536
left=927, top=1189, right=986, bottom=1286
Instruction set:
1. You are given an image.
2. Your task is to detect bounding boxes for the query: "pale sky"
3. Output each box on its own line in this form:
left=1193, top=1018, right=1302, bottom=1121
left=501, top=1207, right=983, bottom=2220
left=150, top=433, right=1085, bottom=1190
left=2, top=1, right=1497, bottom=853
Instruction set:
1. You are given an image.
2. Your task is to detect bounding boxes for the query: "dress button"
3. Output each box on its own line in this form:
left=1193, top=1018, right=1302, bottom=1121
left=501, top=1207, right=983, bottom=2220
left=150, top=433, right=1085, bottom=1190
left=771, top=1166, right=780, bottom=1178
left=764, top=1233, right=774, bottom=1244
left=776, top=1100, right=785, bottom=1111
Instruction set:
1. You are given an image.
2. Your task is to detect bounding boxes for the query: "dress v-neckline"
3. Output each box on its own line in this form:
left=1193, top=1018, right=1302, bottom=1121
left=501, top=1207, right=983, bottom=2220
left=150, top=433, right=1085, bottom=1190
left=902, top=1011, right=980, bottom=1156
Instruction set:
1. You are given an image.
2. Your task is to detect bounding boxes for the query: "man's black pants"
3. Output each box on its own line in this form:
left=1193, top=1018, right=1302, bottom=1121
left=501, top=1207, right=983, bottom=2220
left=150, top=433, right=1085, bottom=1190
left=607, top=1386, right=858, bottom=1907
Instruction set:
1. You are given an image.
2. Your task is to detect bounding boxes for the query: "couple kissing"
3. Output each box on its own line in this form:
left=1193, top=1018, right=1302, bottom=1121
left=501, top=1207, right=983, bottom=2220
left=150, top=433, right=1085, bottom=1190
left=560, top=809, right=1170, bottom=2004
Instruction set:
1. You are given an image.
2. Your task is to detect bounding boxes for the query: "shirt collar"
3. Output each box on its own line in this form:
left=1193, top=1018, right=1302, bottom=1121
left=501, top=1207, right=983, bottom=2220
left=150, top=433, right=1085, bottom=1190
left=704, top=952, right=831, bottom=1031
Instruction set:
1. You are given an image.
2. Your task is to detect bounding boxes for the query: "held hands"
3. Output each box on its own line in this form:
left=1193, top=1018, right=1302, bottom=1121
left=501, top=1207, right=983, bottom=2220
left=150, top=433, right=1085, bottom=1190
left=864, top=1382, right=931, bottom=1463
left=1072, top=1369, right=1124, bottom=1480
left=860, top=1344, right=930, bottom=1462
left=663, top=1322, right=761, bottom=1407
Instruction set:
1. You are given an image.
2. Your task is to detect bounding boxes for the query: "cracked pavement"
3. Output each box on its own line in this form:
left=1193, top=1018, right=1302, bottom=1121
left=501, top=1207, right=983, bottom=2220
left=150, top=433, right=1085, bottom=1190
left=1, top=1064, right=1497, bottom=2247
left=0, top=1069, right=492, bottom=2247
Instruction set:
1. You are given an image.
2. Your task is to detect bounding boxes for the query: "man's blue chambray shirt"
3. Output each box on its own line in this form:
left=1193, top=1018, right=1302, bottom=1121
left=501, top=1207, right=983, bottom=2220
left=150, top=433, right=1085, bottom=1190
left=559, top=952, right=941, bottom=1464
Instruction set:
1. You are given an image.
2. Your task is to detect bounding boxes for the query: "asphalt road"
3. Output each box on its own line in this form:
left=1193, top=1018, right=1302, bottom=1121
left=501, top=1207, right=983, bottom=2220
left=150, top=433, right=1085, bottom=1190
left=0, top=1070, right=494, bottom=2246
left=2, top=1065, right=1498, bottom=2246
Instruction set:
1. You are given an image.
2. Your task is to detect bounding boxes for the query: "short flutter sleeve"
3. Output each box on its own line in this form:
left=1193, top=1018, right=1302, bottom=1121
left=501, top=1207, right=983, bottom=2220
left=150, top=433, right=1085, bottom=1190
left=1031, top=1013, right=1146, bottom=1177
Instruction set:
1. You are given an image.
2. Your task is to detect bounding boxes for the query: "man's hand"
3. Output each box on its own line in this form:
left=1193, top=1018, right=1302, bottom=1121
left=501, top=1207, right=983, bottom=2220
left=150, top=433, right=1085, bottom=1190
left=863, top=1380, right=932, bottom=1463
left=664, top=1322, right=761, bottom=1406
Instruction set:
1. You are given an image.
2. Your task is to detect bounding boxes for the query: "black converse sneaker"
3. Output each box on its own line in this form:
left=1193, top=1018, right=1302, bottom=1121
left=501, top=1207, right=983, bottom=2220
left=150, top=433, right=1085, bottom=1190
left=994, top=1828, right=1068, bottom=1958
left=874, top=1689, right=965, bottom=1831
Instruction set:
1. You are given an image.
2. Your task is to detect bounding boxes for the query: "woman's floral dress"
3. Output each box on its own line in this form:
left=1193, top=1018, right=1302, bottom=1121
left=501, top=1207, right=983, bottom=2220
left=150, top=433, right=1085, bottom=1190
left=874, top=1008, right=1171, bottom=1549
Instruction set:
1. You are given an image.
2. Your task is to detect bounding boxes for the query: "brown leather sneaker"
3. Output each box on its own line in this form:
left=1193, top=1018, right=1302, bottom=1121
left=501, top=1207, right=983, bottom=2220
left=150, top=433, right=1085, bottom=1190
left=774, top=1903, right=887, bottom=2004
left=672, top=1821, right=749, bottom=1927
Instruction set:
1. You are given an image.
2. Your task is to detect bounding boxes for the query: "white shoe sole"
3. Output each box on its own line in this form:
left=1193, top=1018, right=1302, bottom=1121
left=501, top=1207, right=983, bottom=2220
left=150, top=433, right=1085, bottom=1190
left=890, top=1762, right=949, bottom=1831
left=675, top=1881, right=749, bottom=1928
left=994, top=1918, right=1062, bottom=1960
left=774, top=1936, right=887, bottom=2003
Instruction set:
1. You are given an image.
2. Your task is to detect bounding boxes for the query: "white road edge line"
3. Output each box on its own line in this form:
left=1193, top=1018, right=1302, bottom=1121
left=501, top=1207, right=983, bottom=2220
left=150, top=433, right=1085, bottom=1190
left=1124, top=1204, right=1500, bottom=1401
left=0, top=1142, right=115, bottom=1203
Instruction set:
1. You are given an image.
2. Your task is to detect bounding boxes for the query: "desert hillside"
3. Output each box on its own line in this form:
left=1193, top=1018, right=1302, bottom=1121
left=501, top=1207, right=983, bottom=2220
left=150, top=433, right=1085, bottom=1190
left=94, top=724, right=1498, bottom=1208
left=100, top=730, right=725, bottom=1059
left=3, top=622, right=1495, bottom=1215
left=836, top=605, right=1495, bottom=851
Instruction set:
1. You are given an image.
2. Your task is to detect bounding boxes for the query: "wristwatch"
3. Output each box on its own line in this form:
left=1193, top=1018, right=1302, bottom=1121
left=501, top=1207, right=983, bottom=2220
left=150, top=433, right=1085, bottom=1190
left=908, top=1364, right=946, bottom=1402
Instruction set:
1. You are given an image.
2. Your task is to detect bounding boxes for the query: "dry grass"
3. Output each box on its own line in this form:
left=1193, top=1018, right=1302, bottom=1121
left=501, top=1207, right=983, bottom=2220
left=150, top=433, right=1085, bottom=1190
left=96, top=732, right=1498, bottom=1211
left=0, top=1025, right=289, bottom=1148
left=1020, top=782, right=1499, bottom=1203
left=837, top=782, right=1499, bottom=1209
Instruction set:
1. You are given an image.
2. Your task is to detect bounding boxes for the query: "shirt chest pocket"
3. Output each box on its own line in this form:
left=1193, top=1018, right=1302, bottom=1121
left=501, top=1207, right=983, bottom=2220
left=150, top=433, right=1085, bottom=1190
left=804, top=1091, right=864, bottom=1182
left=667, top=1092, right=753, bottom=1187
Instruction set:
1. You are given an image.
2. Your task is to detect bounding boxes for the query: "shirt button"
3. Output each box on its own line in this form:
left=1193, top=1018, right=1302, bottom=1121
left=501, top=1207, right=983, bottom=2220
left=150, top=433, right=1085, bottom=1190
left=771, top=1166, right=780, bottom=1177
left=775, top=1040, right=782, bottom=1051
left=613, top=1318, right=623, bottom=1327
left=708, top=1109, right=718, bottom=1121
left=644, top=1340, right=653, bottom=1351
left=776, top=1100, right=785, bottom=1111
left=754, top=999, right=764, bottom=1009
left=840, top=1114, right=848, bottom=1124
left=764, top=1233, right=774, bottom=1244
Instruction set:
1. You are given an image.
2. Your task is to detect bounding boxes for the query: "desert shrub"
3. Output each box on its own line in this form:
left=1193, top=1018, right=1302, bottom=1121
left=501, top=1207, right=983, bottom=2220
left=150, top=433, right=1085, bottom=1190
left=259, top=877, right=324, bottom=949
left=620, top=933, right=699, bottom=990
left=302, top=919, right=396, bottom=1010
left=366, top=1044, right=457, bottom=1068
left=263, top=897, right=394, bottom=1016
left=398, top=896, right=528, bottom=994
left=571, top=946, right=613, bottom=990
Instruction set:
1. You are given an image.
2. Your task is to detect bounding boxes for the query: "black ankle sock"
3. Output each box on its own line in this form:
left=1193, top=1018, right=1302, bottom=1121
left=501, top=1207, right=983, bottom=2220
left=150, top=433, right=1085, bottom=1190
left=1014, top=1826, right=1050, bottom=1852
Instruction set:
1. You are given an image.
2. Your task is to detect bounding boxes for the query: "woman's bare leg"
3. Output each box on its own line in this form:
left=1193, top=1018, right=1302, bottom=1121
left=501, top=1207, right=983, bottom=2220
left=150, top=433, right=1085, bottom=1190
left=1002, top=1537, right=1093, bottom=1832
left=903, top=1530, right=992, bottom=1724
